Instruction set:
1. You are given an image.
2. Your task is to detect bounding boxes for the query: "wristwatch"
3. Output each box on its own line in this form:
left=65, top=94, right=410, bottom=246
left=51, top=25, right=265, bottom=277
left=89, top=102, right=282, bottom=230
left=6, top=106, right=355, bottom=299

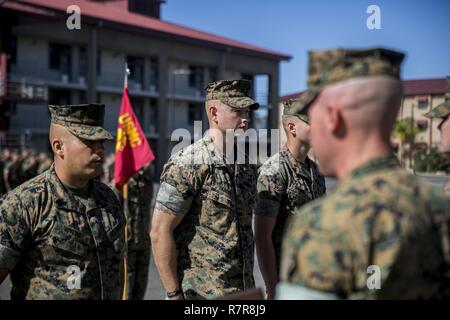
left=166, top=289, right=183, bottom=298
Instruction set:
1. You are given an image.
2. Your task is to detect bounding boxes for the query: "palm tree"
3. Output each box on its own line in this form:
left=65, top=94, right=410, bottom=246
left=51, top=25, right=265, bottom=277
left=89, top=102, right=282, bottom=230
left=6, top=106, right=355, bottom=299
left=393, top=118, right=420, bottom=168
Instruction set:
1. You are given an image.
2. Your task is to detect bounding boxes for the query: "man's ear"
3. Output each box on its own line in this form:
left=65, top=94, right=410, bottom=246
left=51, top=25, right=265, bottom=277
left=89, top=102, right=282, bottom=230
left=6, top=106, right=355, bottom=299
left=52, top=138, right=64, bottom=159
left=209, top=103, right=218, bottom=123
left=326, top=105, right=346, bottom=139
left=288, top=122, right=296, bottom=136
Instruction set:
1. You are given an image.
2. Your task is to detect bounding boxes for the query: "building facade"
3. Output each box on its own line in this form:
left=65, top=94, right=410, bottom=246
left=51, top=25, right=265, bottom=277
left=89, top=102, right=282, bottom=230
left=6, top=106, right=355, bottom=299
left=0, top=0, right=290, bottom=176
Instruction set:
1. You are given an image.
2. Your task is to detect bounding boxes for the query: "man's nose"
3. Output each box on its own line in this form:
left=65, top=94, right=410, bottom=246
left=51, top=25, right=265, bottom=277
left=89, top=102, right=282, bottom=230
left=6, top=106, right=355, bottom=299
left=92, top=141, right=105, bottom=155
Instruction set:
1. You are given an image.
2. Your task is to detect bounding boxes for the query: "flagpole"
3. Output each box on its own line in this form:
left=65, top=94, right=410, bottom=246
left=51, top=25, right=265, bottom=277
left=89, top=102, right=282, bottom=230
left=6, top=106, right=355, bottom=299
left=121, top=183, right=129, bottom=300
left=125, top=63, right=130, bottom=89
left=121, top=63, right=130, bottom=301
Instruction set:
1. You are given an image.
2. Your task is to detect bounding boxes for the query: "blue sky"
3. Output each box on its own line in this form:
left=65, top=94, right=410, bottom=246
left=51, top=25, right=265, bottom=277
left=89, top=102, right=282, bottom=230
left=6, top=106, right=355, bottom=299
left=162, top=0, right=450, bottom=96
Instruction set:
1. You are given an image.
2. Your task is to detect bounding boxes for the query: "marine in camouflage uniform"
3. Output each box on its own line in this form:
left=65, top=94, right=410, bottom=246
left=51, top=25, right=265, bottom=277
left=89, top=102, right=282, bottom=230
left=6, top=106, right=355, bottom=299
left=153, top=80, right=259, bottom=300
left=21, top=150, right=39, bottom=182
left=0, top=104, right=125, bottom=300
left=123, top=163, right=153, bottom=300
left=278, top=48, right=450, bottom=299
left=424, top=76, right=450, bottom=195
left=4, top=151, right=21, bottom=192
left=37, top=152, right=52, bottom=175
left=255, top=99, right=326, bottom=269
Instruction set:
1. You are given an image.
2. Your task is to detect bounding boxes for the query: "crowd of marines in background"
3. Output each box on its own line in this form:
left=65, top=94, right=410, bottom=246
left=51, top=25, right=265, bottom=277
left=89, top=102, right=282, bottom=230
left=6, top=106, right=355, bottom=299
left=0, top=148, right=153, bottom=192
left=0, top=148, right=52, bottom=196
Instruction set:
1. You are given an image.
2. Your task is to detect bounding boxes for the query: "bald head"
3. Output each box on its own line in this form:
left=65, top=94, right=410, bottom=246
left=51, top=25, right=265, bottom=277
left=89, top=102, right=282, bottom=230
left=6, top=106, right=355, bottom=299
left=308, top=76, right=403, bottom=177
left=317, top=76, right=402, bottom=138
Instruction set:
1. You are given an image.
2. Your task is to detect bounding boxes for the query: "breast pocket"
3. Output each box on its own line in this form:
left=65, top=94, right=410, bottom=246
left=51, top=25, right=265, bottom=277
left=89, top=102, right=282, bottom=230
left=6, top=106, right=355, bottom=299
left=287, top=183, right=311, bottom=210
left=106, top=221, right=125, bottom=254
left=50, top=223, right=90, bottom=258
left=200, top=190, right=236, bottom=236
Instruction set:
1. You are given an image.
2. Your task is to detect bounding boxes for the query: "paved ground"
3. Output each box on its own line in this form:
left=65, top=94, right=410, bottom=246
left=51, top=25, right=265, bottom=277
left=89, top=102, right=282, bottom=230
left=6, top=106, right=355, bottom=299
left=1, top=175, right=448, bottom=300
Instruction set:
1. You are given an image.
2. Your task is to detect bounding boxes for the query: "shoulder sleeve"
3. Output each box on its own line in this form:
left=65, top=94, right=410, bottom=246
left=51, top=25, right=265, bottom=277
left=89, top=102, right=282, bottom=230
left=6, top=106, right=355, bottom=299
left=155, top=157, right=205, bottom=215
left=255, top=161, right=286, bottom=217
left=0, top=192, right=31, bottom=271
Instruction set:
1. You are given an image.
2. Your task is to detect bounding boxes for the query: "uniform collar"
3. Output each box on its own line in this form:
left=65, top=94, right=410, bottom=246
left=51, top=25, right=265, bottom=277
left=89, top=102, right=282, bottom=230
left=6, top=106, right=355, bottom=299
left=281, top=144, right=313, bottom=179
left=46, top=163, right=108, bottom=212
left=203, top=135, right=232, bottom=168
left=348, top=154, right=400, bottom=180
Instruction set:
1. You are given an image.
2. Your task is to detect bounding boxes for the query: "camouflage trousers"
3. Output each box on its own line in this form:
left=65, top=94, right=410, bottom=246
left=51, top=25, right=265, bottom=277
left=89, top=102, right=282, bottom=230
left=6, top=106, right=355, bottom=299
left=125, top=244, right=151, bottom=300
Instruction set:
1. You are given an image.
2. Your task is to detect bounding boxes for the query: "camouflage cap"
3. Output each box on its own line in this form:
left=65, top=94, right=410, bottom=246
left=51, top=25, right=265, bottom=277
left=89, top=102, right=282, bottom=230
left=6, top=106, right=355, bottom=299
left=424, top=76, right=450, bottom=119
left=282, top=98, right=309, bottom=124
left=49, top=104, right=113, bottom=141
left=205, top=79, right=259, bottom=110
left=303, top=47, right=405, bottom=110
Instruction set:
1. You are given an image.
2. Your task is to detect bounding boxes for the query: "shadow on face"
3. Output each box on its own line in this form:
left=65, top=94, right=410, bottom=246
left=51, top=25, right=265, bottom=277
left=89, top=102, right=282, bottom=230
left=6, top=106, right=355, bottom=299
left=208, top=100, right=251, bottom=134
left=50, top=124, right=105, bottom=179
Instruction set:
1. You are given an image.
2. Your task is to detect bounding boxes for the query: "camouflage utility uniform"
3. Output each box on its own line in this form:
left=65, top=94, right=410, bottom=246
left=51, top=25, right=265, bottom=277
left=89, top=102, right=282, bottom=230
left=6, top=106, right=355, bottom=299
left=0, top=104, right=124, bottom=300
left=255, top=144, right=326, bottom=268
left=155, top=79, right=259, bottom=300
left=279, top=48, right=450, bottom=299
left=123, top=164, right=153, bottom=300
left=280, top=156, right=450, bottom=299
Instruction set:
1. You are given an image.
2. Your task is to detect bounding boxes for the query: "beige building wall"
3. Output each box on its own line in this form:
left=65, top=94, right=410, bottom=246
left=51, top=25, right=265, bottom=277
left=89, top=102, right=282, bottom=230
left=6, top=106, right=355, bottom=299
left=396, top=94, right=445, bottom=147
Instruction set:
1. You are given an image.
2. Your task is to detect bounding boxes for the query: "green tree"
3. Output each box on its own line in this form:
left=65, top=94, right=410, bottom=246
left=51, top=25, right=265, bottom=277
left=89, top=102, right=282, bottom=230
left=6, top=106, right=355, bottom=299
left=393, top=118, right=420, bottom=168
left=413, top=148, right=450, bottom=173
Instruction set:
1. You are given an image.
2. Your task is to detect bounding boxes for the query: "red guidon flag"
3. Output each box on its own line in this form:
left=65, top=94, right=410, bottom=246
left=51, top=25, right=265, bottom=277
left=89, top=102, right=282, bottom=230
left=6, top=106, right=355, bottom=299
left=114, top=87, right=155, bottom=189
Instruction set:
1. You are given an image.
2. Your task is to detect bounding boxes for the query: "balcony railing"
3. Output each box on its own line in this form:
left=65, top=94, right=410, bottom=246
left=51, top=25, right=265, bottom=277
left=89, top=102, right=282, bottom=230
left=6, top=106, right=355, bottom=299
left=10, top=62, right=73, bottom=83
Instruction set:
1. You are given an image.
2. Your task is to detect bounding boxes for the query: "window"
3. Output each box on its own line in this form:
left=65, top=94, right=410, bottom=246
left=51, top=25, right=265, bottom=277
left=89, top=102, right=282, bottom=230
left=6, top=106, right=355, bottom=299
left=49, top=43, right=72, bottom=77
left=416, top=119, right=428, bottom=131
left=147, top=99, right=158, bottom=133
left=251, top=74, right=269, bottom=129
left=127, top=56, right=144, bottom=89
left=79, top=48, right=100, bottom=78
left=79, top=91, right=87, bottom=104
left=8, top=36, right=17, bottom=66
left=188, top=66, right=204, bottom=91
left=79, top=47, right=87, bottom=79
left=241, top=73, right=253, bottom=82
left=49, top=89, right=71, bottom=106
left=188, top=103, right=202, bottom=123
left=241, top=73, right=254, bottom=99
left=418, top=96, right=428, bottom=109
left=149, top=57, right=158, bottom=91
left=208, top=67, right=217, bottom=83
left=130, top=97, right=144, bottom=125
